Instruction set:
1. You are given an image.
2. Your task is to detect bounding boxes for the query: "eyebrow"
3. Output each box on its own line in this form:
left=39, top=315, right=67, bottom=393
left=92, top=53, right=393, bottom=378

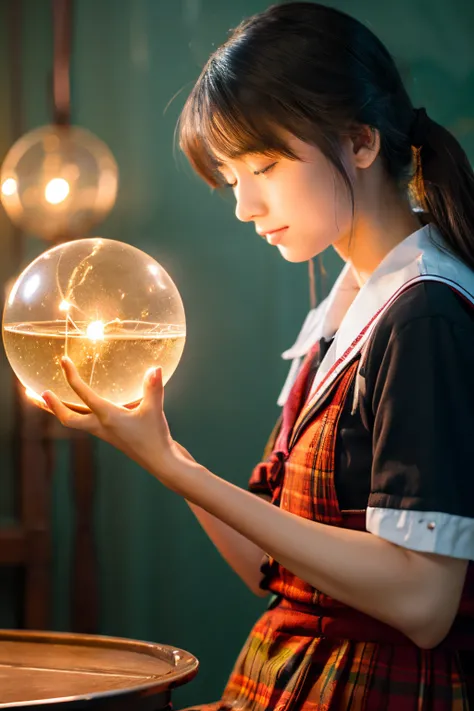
left=214, top=157, right=238, bottom=168
left=213, top=151, right=252, bottom=168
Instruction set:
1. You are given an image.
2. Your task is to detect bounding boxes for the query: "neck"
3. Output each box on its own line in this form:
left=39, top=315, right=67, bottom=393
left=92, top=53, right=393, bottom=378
left=333, top=189, right=422, bottom=287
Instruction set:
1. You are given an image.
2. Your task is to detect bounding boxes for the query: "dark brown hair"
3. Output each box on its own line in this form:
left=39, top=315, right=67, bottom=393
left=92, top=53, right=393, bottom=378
left=178, top=2, right=474, bottom=269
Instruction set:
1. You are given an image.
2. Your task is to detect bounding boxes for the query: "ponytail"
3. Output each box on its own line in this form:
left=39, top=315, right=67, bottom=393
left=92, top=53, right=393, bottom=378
left=410, top=109, right=474, bottom=270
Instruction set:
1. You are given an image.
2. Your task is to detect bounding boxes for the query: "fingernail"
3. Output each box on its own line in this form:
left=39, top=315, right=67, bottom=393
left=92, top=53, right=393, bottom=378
left=145, top=367, right=157, bottom=384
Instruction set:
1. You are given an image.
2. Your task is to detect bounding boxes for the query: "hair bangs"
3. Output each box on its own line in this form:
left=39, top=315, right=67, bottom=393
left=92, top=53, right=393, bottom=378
left=178, top=67, right=297, bottom=188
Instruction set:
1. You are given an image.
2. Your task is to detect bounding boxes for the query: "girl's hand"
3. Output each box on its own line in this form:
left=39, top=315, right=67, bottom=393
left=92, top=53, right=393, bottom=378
left=37, top=356, right=185, bottom=482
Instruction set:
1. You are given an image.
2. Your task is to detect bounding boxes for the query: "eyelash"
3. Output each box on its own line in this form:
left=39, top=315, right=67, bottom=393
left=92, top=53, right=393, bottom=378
left=224, top=161, right=277, bottom=189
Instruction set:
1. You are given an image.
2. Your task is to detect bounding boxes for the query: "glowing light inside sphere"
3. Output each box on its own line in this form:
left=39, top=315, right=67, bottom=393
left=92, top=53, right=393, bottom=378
left=1, top=177, right=17, bottom=196
left=0, top=124, right=118, bottom=240
left=86, top=320, right=105, bottom=342
left=45, top=177, right=70, bottom=205
left=2, top=238, right=186, bottom=411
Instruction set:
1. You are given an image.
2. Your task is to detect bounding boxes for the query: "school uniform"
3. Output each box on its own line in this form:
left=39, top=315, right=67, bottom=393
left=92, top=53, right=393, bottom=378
left=186, top=223, right=474, bottom=710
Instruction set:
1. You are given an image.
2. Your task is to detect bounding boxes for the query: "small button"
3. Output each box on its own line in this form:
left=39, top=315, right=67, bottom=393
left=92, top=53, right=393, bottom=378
left=427, top=522, right=436, bottom=530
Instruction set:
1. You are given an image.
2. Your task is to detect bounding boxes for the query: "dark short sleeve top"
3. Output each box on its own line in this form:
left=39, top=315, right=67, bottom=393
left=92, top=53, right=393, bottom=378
left=334, top=281, right=474, bottom=559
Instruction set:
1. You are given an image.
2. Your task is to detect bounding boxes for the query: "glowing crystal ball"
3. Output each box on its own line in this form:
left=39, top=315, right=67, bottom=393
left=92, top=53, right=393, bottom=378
left=2, top=238, right=186, bottom=410
left=0, top=124, right=118, bottom=240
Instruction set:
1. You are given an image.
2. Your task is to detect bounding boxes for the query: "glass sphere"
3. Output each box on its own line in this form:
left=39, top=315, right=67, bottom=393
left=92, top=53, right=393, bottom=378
left=0, top=125, right=118, bottom=240
left=2, top=238, right=186, bottom=411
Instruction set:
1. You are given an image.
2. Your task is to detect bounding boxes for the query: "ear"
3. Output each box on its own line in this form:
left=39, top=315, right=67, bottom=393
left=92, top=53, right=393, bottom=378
left=352, top=125, right=380, bottom=169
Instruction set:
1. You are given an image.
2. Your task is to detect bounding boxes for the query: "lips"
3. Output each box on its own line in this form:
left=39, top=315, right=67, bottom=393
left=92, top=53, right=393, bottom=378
left=257, top=225, right=287, bottom=237
left=263, top=226, right=288, bottom=246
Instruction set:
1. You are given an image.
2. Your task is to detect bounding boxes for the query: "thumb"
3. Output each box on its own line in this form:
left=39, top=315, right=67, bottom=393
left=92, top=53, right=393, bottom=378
left=141, top=366, right=165, bottom=413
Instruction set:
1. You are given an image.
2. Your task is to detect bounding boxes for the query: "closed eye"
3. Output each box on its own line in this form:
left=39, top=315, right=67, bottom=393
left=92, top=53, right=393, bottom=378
left=254, top=161, right=277, bottom=176
left=223, top=161, right=278, bottom=189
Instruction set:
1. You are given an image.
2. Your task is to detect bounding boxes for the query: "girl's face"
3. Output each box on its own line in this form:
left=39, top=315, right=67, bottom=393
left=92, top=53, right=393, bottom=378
left=216, top=135, right=355, bottom=263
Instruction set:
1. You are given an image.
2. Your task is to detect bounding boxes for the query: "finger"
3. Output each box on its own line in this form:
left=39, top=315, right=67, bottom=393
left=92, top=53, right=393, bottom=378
left=25, top=388, right=54, bottom=414
left=61, top=356, right=112, bottom=419
left=141, top=366, right=164, bottom=413
left=42, top=389, right=98, bottom=431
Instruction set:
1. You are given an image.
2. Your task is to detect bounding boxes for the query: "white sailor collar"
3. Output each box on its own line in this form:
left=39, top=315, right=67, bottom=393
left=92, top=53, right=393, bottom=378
left=277, top=262, right=357, bottom=406
left=278, top=223, right=474, bottom=413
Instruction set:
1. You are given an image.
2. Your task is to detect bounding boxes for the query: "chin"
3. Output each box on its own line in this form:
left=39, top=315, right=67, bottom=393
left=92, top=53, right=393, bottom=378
left=277, top=245, right=324, bottom=263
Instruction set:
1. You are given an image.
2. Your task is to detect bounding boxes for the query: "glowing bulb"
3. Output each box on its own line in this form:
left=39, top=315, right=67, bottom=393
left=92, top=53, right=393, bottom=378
left=86, top=320, right=105, bottom=342
left=45, top=178, right=70, bottom=205
left=1, top=178, right=17, bottom=196
left=59, top=300, right=71, bottom=312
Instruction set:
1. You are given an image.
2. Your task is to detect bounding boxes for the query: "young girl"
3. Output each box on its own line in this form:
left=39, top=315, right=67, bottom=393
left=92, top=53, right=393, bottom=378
left=41, top=3, right=474, bottom=709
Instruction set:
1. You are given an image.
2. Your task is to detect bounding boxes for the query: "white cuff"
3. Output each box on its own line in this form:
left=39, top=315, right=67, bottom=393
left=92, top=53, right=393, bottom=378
left=366, top=506, right=474, bottom=560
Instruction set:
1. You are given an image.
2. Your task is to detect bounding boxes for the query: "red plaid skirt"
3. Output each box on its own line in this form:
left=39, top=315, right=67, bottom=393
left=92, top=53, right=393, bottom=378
left=181, top=358, right=474, bottom=710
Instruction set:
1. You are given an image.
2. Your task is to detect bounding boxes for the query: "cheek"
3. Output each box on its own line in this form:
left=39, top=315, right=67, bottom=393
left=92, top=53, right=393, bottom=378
left=294, top=163, right=353, bottom=231
left=275, top=162, right=354, bottom=262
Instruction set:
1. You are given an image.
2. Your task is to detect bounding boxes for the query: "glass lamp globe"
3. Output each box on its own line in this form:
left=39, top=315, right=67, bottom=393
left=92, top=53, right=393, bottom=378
left=2, top=238, right=186, bottom=411
left=0, top=125, right=118, bottom=240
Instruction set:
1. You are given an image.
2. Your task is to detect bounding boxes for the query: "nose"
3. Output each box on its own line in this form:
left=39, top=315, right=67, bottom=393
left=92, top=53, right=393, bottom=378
left=234, top=182, right=266, bottom=223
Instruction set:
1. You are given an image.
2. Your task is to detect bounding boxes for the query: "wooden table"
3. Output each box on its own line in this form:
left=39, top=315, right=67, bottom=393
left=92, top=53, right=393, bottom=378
left=0, top=629, right=199, bottom=709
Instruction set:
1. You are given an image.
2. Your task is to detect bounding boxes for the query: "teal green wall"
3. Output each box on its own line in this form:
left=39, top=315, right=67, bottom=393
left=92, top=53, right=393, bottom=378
left=0, top=0, right=473, bottom=707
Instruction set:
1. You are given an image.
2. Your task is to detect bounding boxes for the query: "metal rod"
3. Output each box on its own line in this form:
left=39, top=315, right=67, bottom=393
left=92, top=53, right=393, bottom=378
left=8, top=0, right=54, bottom=631
left=52, top=0, right=72, bottom=125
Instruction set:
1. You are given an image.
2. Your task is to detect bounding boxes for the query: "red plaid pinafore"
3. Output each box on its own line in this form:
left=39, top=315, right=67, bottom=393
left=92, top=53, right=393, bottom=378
left=184, top=340, right=474, bottom=711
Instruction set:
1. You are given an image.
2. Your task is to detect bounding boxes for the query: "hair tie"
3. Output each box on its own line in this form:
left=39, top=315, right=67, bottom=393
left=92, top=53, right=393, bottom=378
left=410, top=107, right=429, bottom=148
